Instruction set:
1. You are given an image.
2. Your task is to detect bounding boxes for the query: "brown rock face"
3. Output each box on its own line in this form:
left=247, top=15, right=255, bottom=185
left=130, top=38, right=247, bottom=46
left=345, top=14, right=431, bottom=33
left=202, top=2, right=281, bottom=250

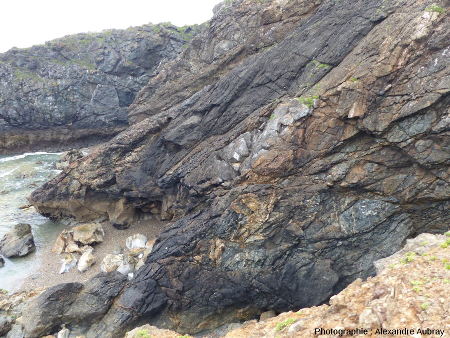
left=26, top=0, right=449, bottom=336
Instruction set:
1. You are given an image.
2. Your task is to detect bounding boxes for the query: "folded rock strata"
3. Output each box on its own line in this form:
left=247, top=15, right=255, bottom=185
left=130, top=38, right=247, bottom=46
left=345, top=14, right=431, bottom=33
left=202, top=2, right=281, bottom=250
left=25, top=0, right=450, bottom=336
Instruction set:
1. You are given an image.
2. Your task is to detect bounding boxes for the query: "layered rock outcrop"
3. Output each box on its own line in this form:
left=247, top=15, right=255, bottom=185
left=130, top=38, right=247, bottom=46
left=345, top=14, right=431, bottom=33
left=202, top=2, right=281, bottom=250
left=26, top=0, right=449, bottom=337
left=205, top=233, right=450, bottom=337
left=0, top=23, right=197, bottom=154
left=124, top=233, right=450, bottom=337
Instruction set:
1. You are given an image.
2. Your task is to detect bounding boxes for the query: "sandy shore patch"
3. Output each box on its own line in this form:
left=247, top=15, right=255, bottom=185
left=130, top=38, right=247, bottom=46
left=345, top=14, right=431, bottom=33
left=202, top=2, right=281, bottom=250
left=19, top=217, right=167, bottom=291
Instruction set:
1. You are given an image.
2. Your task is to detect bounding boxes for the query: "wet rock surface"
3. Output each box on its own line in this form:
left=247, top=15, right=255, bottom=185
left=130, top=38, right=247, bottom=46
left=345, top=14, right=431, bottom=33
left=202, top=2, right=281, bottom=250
left=0, top=223, right=35, bottom=258
left=22, top=0, right=450, bottom=336
left=0, top=23, right=197, bottom=154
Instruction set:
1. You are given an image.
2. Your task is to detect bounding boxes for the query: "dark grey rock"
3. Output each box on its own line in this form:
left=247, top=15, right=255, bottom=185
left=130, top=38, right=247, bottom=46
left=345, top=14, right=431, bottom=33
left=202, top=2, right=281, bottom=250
left=18, top=274, right=128, bottom=337
left=0, top=224, right=35, bottom=258
left=0, top=23, right=199, bottom=154
left=0, top=316, right=12, bottom=337
left=22, top=282, right=83, bottom=337
left=65, top=272, right=127, bottom=325
left=26, top=0, right=450, bottom=336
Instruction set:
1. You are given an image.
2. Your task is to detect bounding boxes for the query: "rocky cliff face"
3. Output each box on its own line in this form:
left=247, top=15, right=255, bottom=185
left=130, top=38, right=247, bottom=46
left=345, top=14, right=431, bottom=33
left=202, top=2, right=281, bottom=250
left=123, top=233, right=450, bottom=337
left=0, top=23, right=196, bottom=154
left=26, top=0, right=449, bottom=337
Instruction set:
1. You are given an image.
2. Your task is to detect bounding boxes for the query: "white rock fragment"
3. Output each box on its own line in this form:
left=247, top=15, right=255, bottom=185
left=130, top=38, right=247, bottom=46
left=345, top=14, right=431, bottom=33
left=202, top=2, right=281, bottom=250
left=101, top=254, right=124, bottom=273
left=57, top=327, right=70, bottom=338
left=59, top=253, right=78, bottom=274
left=126, top=234, right=147, bottom=250
left=117, top=260, right=133, bottom=275
left=77, top=247, right=95, bottom=272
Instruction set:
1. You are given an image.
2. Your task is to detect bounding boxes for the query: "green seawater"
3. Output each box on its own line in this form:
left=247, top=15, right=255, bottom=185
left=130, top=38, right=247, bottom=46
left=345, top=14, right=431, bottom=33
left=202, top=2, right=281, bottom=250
left=0, top=152, right=67, bottom=291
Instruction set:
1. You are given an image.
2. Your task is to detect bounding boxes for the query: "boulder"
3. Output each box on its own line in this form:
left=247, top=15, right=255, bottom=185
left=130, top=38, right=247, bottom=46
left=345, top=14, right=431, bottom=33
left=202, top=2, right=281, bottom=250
left=59, top=254, right=78, bottom=274
left=100, top=253, right=137, bottom=276
left=134, top=243, right=155, bottom=271
left=0, top=224, right=35, bottom=258
left=72, top=223, right=105, bottom=245
left=53, top=228, right=98, bottom=255
left=5, top=323, right=24, bottom=338
left=0, top=256, right=4, bottom=268
left=56, top=327, right=70, bottom=338
left=52, top=231, right=68, bottom=254
left=52, top=230, right=81, bottom=254
left=127, top=247, right=146, bottom=258
left=22, top=283, right=83, bottom=337
left=116, top=259, right=133, bottom=276
left=125, top=234, right=147, bottom=250
left=64, top=272, right=127, bottom=325
left=100, top=254, right=124, bottom=273
left=77, top=248, right=95, bottom=273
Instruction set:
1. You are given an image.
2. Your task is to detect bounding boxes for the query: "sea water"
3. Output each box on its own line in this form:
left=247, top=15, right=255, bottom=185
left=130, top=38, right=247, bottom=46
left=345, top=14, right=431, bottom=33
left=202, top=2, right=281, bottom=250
left=0, top=152, right=67, bottom=291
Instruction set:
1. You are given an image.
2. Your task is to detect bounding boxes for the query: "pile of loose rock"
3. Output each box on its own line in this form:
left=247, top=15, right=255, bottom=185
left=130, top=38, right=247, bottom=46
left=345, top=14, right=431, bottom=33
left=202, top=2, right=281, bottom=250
left=100, top=234, right=154, bottom=280
left=52, top=223, right=104, bottom=274
left=52, top=223, right=154, bottom=279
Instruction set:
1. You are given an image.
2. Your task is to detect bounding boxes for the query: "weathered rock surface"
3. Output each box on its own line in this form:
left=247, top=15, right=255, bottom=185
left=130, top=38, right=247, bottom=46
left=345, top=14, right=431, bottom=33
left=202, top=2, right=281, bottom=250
left=0, top=223, right=35, bottom=258
left=17, top=273, right=126, bottom=337
left=100, top=254, right=125, bottom=273
left=53, top=223, right=104, bottom=257
left=0, top=315, right=13, bottom=337
left=374, top=232, right=449, bottom=273
left=21, top=283, right=83, bottom=337
left=59, top=253, right=78, bottom=274
left=124, top=324, right=191, bottom=338
left=122, top=233, right=449, bottom=337
left=219, top=233, right=450, bottom=337
left=27, top=0, right=449, bottom=336
left=72, top=223, right=105, bottom=245
left=0, top=289, right=44, bottom=338
left=0, top=23, right=197, bottom=154
left=128, top=0, right=323, bottom=124
left=125, top=234, right=147, bottom=249
left=56, top=327, right=70, bottom=338
left=77, top=247, right=96, bottom=273
left=55, top=149, right=85, bottom=170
